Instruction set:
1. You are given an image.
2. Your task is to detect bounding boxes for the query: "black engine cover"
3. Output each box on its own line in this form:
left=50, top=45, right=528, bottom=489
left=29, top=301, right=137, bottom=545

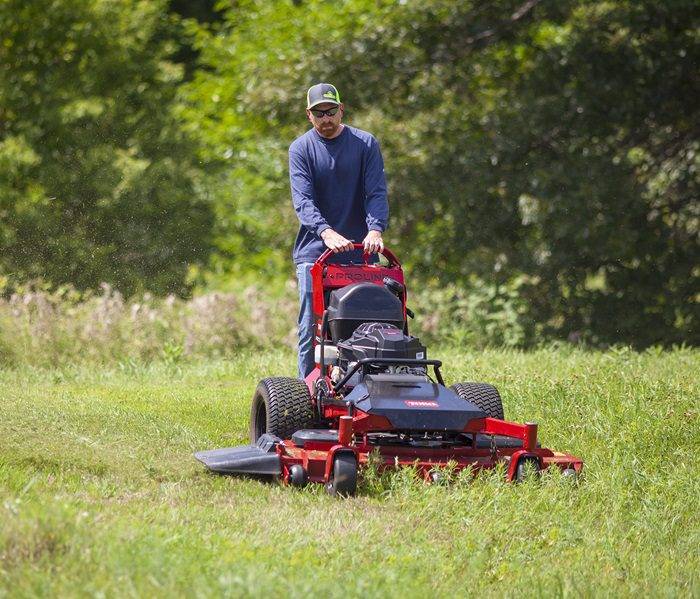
left=338, top=323, right=426, bottom=362
left=345, top=374, right=486, bottom=431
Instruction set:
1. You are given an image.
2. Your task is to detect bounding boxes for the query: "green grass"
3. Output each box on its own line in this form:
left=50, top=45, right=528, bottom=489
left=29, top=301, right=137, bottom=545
left=1, top=348, right=698, bottom=597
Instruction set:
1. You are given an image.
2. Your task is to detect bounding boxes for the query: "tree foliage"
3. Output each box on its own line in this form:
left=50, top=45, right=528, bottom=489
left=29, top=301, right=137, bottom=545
left=0, top=0, right=214, bottom=295
left=182, top=0, right=698, bottom=345
left=0, top=0, right=697, bottom=345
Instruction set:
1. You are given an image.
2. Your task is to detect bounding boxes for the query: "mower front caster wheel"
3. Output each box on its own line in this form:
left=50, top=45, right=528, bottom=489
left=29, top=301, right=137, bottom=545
left=515, top=456, right=541, bottom=482
left=288, top=464, right=307, bottom=487
left=325, top=453, right=358, bottom=497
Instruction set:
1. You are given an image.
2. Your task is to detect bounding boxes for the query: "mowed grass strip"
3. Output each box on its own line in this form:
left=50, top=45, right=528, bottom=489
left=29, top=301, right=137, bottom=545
left=1, top=348, right=698, bottom=597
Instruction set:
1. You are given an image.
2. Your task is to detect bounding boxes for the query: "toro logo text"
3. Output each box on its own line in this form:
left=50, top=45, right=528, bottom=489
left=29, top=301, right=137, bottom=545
left=404, top=400, right=439, bottom=408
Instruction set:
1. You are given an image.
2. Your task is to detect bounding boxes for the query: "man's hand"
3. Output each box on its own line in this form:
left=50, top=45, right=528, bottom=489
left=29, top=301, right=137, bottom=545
left=321, top=229, right=354, bottom=253
left=362, top=230, right=384, bottom=254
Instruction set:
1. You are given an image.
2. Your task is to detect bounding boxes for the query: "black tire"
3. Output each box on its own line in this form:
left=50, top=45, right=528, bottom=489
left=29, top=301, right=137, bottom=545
left=515, top=456, right=541, bottom=482
left=249, top=377, right=314, bottom=443
left=450, top=382, right=505, bottom=420
left=288, top=464, right=308, bottom=487
left=325, top=453, right=358, bottom=497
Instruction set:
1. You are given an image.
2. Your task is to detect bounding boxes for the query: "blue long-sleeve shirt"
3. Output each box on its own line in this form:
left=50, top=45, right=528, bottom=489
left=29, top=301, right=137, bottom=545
left=289, top=125, right=389, bottom=264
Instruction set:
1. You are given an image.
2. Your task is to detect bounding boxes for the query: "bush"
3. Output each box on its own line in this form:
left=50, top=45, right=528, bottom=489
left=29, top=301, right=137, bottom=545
left=0, top=281, right=297, bottom=367
left=0, top=275, right=545, bottom=367
left=410, top=276, right=538, bottom=348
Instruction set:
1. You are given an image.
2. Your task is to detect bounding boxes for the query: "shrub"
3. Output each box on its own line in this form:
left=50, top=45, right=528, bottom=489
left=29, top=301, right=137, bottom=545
left=410, top=276, right=539, bottom=348
left=0, top=281, right=297, bottom=367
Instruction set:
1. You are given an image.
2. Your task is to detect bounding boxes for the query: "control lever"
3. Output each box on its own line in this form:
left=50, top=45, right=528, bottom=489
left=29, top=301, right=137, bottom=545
left=383, top=277, right=414, bottom=319
left=382, top=276, right=404, bottom=297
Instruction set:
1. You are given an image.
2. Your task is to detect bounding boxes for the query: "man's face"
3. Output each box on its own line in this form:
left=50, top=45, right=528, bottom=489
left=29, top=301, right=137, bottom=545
left=307, top=102, right=344, bottom=138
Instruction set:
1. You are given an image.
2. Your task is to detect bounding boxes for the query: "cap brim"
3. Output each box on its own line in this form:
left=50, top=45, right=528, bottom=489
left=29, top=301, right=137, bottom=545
left=307, top=99, right=340, bottom=109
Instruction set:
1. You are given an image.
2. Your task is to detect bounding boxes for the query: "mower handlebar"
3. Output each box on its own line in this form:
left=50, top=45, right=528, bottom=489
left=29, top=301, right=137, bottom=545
left=316, top=243, right=400, bottom=267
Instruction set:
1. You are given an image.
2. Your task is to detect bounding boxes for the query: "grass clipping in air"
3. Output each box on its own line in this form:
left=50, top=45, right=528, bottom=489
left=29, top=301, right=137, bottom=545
left=0, top=348, right=698, bottom=596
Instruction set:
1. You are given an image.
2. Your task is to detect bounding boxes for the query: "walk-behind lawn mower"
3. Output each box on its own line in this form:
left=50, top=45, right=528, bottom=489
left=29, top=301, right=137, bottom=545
left=195, top=245, right=582, bottom=496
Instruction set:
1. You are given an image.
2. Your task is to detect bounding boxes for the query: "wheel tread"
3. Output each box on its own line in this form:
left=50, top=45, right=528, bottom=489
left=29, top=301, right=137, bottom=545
left=250, top=377, right=314, bottom=442
left=450, top=382, right=504, bottom=420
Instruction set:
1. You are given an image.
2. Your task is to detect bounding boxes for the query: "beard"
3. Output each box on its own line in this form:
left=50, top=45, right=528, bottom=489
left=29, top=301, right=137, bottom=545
left=317, top=120, right=340, bottom=138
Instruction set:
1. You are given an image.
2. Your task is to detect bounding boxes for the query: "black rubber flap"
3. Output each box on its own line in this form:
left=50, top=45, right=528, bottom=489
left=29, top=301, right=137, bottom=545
left=346, top=378, right=486, bottom=431
left=194, top=433, right=282, bottom=476
left=291, top=429, right=339, bottom=447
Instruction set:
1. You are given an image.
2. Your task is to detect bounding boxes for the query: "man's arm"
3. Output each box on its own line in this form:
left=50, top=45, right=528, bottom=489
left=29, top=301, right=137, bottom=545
left=362, top=137, right=389, bottom=252
left=289, top=149, right=353, bottom=253
left=289, top=149, right=330, bottom=237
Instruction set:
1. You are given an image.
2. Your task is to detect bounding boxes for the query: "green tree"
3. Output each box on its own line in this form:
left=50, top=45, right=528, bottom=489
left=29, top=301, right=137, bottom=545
left=183, top=0, right=698, bottom=345
left=0, top=0, right=214, bottom=295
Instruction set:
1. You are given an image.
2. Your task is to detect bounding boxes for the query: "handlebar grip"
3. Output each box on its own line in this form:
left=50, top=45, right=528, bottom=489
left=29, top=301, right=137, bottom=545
left=316, top=242, right=400, bottom=267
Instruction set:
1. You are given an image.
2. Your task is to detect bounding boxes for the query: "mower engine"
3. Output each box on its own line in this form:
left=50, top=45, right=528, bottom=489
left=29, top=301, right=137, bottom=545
left=314, top=279, right=429, bottom=387
left=331, top=324, right=428, bottom=387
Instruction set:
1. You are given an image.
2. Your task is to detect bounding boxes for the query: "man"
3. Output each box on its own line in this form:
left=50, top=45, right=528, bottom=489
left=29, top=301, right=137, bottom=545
left=289, top=83, right=389, bottom=379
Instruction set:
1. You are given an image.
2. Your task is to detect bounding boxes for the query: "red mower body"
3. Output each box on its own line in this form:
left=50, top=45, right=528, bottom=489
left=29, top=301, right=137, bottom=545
left=195, top=245, right=582, bottom=495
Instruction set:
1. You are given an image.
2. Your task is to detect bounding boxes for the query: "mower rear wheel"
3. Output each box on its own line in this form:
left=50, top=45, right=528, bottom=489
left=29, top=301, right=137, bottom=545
left=450, top=382, right=504, bottom=420
left=249, top=377, right=314, bottom=443
left=325, top=453, right=358, bottom=497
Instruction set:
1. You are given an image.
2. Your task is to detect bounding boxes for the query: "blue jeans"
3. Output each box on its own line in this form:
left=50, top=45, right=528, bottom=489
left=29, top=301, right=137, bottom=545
left=296, top=262, right=315, bottom=379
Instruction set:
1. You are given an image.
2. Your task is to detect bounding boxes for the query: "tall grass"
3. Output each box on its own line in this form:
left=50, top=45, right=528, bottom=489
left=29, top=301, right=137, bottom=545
left=0, top=278, right=555, bottom=368
left=0, top=349, right=698, bottom=596
left=0, top=282, right=298, bottom=367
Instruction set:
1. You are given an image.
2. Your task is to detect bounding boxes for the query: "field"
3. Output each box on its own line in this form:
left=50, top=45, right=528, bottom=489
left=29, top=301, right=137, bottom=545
left=1, top=348, right=698, bottom=597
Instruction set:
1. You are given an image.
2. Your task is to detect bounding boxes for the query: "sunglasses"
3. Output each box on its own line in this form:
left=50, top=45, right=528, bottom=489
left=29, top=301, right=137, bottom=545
left=310, top=106, right=340, bottom=118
